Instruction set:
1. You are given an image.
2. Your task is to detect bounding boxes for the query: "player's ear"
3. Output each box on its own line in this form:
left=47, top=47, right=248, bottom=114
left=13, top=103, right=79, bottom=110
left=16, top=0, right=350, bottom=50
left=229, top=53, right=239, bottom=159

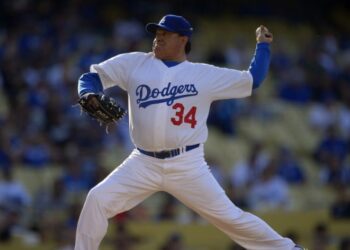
left=183, top=36, right=189, bottom=44
left=178, top=34, right=187, bottom=42
left=180, top=35, right=188, bottom=47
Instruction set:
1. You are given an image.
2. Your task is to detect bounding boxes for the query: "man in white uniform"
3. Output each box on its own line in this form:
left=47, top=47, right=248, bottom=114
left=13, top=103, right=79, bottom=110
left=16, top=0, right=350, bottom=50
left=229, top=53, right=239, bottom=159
left=75, top=14, right=307, bottom=250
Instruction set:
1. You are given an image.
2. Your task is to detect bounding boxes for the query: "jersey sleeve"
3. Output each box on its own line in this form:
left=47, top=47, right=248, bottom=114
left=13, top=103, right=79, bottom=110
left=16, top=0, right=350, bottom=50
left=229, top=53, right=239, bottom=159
left=206, top=65, right=253, bottom=101
left=90, top=52, right=142, bottom=91
left=249, top=42, right=271, bottom=89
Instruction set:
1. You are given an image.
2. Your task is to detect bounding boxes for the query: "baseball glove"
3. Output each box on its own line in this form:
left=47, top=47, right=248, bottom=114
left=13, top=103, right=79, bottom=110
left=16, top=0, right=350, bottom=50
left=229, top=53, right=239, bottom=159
left=78, top=94, right=126, bottom=129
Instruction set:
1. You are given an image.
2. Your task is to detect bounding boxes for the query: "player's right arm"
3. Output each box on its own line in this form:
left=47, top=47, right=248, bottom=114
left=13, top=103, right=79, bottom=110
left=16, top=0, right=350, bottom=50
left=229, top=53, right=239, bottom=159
left=248, top=43, right=271, bottom=89
left=248, top=25, right=273, bottom=89
left=205, top=25, right=273, bottom=101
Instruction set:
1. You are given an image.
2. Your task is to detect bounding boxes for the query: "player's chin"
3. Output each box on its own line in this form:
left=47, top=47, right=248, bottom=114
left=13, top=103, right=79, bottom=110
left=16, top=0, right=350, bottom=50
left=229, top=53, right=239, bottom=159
left=153, top=48, right=164, bottom=59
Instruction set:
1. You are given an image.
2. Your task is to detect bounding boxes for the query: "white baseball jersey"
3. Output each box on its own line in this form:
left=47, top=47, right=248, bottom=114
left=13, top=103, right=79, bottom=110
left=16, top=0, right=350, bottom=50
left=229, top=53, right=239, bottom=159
left=91, top=52, right=252, bottom=151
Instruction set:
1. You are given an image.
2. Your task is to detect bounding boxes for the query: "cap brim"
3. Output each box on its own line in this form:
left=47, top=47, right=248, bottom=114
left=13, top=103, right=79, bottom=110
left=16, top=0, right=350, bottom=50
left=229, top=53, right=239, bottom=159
left=145, top=23, right=176, bottom=34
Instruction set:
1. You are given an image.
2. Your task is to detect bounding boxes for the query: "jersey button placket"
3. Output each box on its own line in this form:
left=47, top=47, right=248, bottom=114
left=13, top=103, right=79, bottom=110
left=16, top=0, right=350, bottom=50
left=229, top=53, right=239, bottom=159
left=156, top=68, right=172, bottom=149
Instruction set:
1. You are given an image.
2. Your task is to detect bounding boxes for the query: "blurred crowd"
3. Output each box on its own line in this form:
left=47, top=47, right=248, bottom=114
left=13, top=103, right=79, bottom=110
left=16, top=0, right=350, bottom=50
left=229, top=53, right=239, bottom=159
left=0, top=0, right=349, bottom=249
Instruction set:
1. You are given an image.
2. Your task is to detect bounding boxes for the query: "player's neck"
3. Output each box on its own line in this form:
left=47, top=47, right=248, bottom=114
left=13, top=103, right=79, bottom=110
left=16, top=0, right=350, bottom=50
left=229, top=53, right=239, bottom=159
left=155, top=53, right=187, bottom=63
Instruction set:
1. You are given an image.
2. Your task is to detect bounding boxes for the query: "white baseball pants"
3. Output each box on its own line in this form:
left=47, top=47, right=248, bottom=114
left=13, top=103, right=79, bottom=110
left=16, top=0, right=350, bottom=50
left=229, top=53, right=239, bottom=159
left=74, top=145, right=295, bottom=250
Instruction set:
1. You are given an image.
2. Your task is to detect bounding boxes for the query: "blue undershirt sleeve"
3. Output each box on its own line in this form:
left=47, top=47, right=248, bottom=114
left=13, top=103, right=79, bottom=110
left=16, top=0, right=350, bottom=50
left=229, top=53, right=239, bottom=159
left=77, top=72, right=104, bottom=97
left=248, top=42, right=271, bottom=89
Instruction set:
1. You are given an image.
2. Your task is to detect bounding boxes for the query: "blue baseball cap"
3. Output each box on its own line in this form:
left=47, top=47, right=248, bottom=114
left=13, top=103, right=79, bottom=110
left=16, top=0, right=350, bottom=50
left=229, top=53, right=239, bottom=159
left=146, top=14, right=193, bottom=37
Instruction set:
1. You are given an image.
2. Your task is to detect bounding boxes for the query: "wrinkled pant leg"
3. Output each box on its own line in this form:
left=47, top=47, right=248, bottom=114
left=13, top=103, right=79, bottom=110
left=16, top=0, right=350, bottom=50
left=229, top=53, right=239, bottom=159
left=166, top=162, right=295, bottom=250
left=75, top=151, right=162, bottom=250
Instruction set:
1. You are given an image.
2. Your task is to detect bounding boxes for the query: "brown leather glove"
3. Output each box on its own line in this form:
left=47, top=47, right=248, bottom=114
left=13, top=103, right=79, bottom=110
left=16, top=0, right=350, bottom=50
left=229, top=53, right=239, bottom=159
left=78, top=93, right=126, bottom=126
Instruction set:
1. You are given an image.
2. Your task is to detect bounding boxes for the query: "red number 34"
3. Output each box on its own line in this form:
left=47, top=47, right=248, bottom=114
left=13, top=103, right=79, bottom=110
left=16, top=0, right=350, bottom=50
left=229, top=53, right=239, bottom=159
left=171, top=103, right=197, bottom=128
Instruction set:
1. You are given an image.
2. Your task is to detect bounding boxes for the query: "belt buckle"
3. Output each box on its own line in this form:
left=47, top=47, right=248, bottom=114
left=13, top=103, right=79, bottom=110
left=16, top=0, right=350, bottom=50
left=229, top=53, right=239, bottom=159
left=156, top=150, right=169, bottom=159
left=152, top=148, right=184, bottom=159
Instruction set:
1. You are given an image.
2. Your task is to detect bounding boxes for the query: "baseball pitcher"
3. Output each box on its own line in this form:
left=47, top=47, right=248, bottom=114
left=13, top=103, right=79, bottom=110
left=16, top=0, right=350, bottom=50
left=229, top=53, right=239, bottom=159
left=75, top=14, right=307, bottom=250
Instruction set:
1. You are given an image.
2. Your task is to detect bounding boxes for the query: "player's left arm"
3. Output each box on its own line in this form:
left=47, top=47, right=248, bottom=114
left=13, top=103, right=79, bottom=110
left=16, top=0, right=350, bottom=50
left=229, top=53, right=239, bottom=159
left=77, top=72, right=104, bottom=97
left=77, top=53, right=134, bottom=98
left=248, top=25, right=273, bottom=89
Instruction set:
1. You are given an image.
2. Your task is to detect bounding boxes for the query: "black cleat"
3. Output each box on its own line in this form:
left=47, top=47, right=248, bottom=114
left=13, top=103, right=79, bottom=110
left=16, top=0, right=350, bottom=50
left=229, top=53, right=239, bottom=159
left=294, top=245, right=308, bottom=250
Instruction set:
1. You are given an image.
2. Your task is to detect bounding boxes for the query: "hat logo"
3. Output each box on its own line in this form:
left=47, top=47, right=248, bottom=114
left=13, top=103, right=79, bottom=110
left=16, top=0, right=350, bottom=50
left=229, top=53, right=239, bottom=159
left=159, top=17, right=166, bottom=25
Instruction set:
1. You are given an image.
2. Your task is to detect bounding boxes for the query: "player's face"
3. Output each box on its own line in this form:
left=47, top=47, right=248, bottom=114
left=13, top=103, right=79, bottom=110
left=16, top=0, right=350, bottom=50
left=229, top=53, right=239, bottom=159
left=152, top=29, right=187, bottom=61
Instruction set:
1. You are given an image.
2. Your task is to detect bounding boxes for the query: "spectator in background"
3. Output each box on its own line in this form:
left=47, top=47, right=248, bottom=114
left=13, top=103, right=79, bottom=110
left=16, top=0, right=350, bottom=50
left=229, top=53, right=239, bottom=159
left=224, top=36, right=251, bottom=69
left=0, top=120, right=22, bottom=165
left=52, top=203, right=81, bottom=250
left=206, top=48, right=227, bottom=66
left=339, top=237, right=350, bottom=250
left=0, top=167, right=31, bottom=213
left=308, top=96, right=338, bottom=133
left=46, top=106, right=73, bottom=149
left=311, top=72, right=337, bottom=103
left=65, top=202, right=81, bottom=236
left=276, top=146, right=306, bottom=184
left=56, top=229, right=75, bottom=250
left=112, top=221, right=142, bottom=250
left=160, top=232, right=185, bottom=250
left=21, top=133, right=51, bottom=168
left=207, top=157, right=227, bottom=187
left=61, top=159, right=93, bottom=197
left=319, top=155, right=350, bottom=187
left=314, top=125, right=348, bottom=165
left=89, top=164, right=109, bottom=188
left=311, top=222, right=332, bottom=250
left=208, top=99, right=238, bottom=135
left=0, top=209, right=18, bottom=242
left=337, top=100, right=350, bottom=140
left=113, top=18, right=145, bottom=52
left=277, top=66, right=312, bottom=104
left=229, top=142, right=269, bottom=208
left=330, top=184, right=350, bottom=219
left=0, top=167, right=31, bottom=241
left=269, top=42, right=293, bottom=73
left=230, top=141, right=269, bottom=188
left=247, top=159, right=290, bottom=211
left=309, top=96, right=350, bottom=140
left=157, top=194, right=178, bottom=221
left=0, top=138, right=12, bottom=171
left=32, top=177, right=69, bottom=243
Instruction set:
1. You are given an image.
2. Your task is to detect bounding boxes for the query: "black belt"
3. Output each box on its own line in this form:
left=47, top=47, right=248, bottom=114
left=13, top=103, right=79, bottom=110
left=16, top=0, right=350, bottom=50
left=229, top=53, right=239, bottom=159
left=137, top=144, right=200, bottom=159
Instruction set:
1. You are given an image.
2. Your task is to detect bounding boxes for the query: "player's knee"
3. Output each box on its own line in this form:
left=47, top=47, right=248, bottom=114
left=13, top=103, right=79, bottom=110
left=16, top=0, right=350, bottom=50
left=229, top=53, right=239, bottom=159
left=85, top=186, right=123, bottom=218
left=86, top=186, right=105, bottom=206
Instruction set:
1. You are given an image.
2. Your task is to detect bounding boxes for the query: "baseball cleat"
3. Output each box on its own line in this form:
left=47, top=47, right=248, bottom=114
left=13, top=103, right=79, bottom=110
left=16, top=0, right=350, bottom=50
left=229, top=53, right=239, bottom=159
left=294, top=245, right=308, bottom=250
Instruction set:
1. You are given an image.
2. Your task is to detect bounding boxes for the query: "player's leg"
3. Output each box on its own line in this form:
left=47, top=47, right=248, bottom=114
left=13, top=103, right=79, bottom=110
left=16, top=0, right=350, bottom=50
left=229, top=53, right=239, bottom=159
left=164, top=149, right=295, bottom=250
left=74, top=150, right=162, bottom=250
